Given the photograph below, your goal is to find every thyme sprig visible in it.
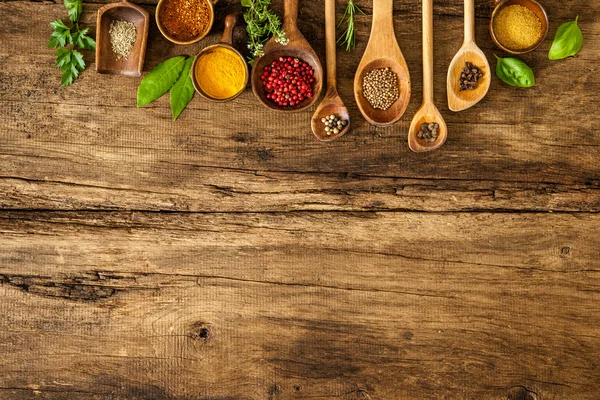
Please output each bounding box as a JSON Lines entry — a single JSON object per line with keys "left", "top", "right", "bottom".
{"left": 242, "top": 0, "right": 288, "bottom": 65}
{"left": 337, "top": 0, "right": 365, "bottom": 52}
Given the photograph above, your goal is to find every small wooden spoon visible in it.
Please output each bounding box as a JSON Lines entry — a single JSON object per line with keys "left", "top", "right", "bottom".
{"left": 408, "top": 0, "right": 447, "bottom": 152}
{"left": 447, "top": 0, "right": 491, "bottom": 111}
{"left": 251, "top": 0, "right": 323, "bottom": 112}
{"left": 311, "top": 0, "right": 350, "bottom": 141}
{"left": 353, "top": 0, "right": 411, "bottom": 127}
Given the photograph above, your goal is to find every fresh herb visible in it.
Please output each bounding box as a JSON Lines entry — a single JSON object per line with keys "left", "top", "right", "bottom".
{"left": 337, "top": 0, "right": 365, "bottom": 52}
{"left": 137, "top": 56, "right": 195, "bottom": 121}
{"left": 549, "top": 16, "right": 583, "bottom": 60}
{"left": 170, "top": 57, "right": 195, "bottom": 120}
{"left": 48, "top": 0, "right": 96, "bottom": 86}
{"left": 241, "top": 0, "right": 288, "bottom": 65}
{"left": 494, "top": 55, "right": 535, "bottom": 88}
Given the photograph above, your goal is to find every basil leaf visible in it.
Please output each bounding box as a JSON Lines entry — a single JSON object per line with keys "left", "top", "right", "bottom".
{"left": 170, "top": 57, "right": 195, "bottom": 121}
{"left": 137, "top": 56, "right": 186, "bottom": 107}
{"left": 495, "top": 55, "right": 535, "bottom": 88}
{"left": 549, "top": 16, "right": 583, "bottom": 60}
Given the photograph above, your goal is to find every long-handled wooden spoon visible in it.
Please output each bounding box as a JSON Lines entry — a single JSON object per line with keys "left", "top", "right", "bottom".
{"left": 447, "top": 0, "right": 491, "bottom": 111}
{"left": 251, "top": 0, "right": 323, "bottom": 112}
{"left": 311, "top": 0, "right": 350, "bottom": 141}
{"left": 354, "top": 0, "right": 410, "bottom": 127}
{"left": 408, "top": 0, "right": 447, "bottom": 152}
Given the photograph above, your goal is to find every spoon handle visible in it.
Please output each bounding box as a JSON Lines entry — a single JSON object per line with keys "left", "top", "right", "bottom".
{"left": 325, "top": 0, "right": 336, "bottom": 89}
{"left": 284, "top": 0, "right": 299, "bottom": 31}
{"left": 464, "top": 0, "right": 475, "bottom": 44}
{"left": 371, "top": 0, "right": 394, "bottom": 43}
{"left": 422, "top": 0, "right": 434, "bottom": 103}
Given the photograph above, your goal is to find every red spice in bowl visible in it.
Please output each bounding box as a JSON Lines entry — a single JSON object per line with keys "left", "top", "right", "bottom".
{"left": 159, "top": 0, "right": 210, "bottom": 42}
{"left": 261, "top": 57, "right": 315, "bottom": 107}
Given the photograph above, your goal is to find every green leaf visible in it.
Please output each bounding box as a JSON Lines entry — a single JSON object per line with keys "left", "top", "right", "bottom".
{"left": 137, "top": 56, "right": 186, "bottom": 107}
{"left": 241, "top": 0, "right": 252, "bottom": 7}
{"left": 50, "top": 19, "right": 70, "bottom": 31}
{"left": 78, "top": 30, "right": 96, "bottom": 50}
{"left": 495, "top": 55, "right": 535, "bottom": 88}
{"left": 549, "top": 16, "right": 583, "bottom": 60}
{"left": 64, "top": 0, "right": 83, "bottom": 22}
{"left": 71, "top": 49, "right": 85, "bottom": 71}
{"left": 170, "top": 57, "right": 195, "bottom": 121}
{"left": 55, "top": 47, "right": 71, "bottom": 67}
{"left": 48, "top": 20, "right": 72, "bottom": 48}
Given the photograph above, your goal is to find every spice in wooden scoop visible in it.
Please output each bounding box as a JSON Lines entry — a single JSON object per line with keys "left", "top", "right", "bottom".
{"left": 109, "top": 20, "right": 137, "bottom": 60}
{"left": 493, "top": 5, "right": 542, "bottom": 50}
{"left": 195, "top": 47, "right": 247, "bottom": 100}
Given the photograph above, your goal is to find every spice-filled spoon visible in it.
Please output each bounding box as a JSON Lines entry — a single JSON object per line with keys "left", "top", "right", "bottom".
{"left": 353, "top": 0, "right": 411, "bottom": 127}
{"left": 408, "top": 0, "right": 447, "bottom": 152}
{"left": 251, "top": 0, "right": 323, "bottom": 112}
{"left": 311, "top": 0, "right": 350, "bottom": 141}
{"left": 447, "top": 0, "right": 491, "bottom": 111}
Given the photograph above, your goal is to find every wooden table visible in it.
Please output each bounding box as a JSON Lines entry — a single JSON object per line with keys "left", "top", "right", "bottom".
{"left": 1, "top": 0, "right": 599, "bottom": 398}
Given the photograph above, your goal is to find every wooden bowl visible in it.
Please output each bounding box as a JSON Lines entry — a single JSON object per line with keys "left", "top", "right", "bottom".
{"left": 490, "top": 0, "right": 549, "bottom": 55}
{"left": 96, "top": 0, "right": 149, "bottom": 77}
{"left": 191, "top": 15, "right": 249, "bottom": 102}
{"left": 155, "top": 0, "right": 217, "bottom": 45}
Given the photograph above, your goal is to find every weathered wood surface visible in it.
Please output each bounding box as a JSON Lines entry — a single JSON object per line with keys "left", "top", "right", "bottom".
{"left": 1, "top": 0, "right": 600, "bottom": 398}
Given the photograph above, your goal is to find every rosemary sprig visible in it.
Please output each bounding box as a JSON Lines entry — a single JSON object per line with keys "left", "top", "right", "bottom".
{"left": 337, "top": 0, "right": 365, "bottom": 52}
{"left": 242, "top": 0, "right": 289, "bottom": 65}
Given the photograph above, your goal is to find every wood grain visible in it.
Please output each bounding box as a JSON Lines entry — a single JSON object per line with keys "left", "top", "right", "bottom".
{"left": 1, "top": 0, "right": 600, "bottom": 398}
{"left": 1, "top": 211, "right": 599, "bottom": 400}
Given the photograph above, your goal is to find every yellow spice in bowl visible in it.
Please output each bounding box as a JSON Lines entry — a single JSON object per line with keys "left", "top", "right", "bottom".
{"left": 195, "top": 47, "right": 246, "bottom": 100}
{"left": 493, "top": 4, "right": 542, "bottom": 50}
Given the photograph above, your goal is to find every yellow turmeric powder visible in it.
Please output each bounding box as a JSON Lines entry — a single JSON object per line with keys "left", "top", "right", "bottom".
{"left": 195, "top": 47, "right": 246, "bottom": 100}
{"left": 493, "top": 5, "right": 542, "bottom": 50}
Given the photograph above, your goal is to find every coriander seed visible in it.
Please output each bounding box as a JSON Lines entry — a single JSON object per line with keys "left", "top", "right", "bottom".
{"left": 362, "top": 67, "right": 400, "bottom": 110}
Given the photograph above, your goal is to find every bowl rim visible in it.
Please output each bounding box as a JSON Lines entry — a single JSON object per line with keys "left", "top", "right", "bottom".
{"left": 489, "top": 0, "right": 549, "bottom": 55}
{"left": 155, "top": 0, "right": 214, "bottom": 45}
{"left": 191, "top": 43, "right": 250, "bottom": 103}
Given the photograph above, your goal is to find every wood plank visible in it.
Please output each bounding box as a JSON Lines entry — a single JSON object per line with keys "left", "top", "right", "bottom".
{"left": 0, "top": 211, "right": 599, "bottom": 399}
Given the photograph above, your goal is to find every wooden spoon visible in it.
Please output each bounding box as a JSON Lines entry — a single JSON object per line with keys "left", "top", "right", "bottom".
{"left": 447, "top": 0, "right": 491, "bottom": 111}
{"left": 408, "top": 0, "right": 447, "bottom": 152}
{"left": 353, "top": 0, "right": 411, "bottom": 127}
{"left": 251, "top": 0, "right": 323, "bottom": 112}
{"left": 310, "top": 0, "right": 350, "bottom": 141}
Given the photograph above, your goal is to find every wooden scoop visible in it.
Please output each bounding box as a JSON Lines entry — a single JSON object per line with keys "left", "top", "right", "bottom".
{"left": 96, "top": 0, "right": 149, "bottom": 77}
{"left": 408, "top": 0, "right": 447, "bottom": 152}
{"left": 251, "top": 0, "right": 323, "bottom": 112}
{"left": 353, "top": 0, "right": 410, "bottom": 127}
{"left": 447, "top": 0, "right": 491, "bottom": 111}
{"left": 310, "top": 0, "right": 350, "bottom": 141}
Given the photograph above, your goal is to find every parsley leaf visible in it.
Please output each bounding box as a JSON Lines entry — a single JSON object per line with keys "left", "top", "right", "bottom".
{"left": 48, "top": 0, "right": 95, "bottom": 86}
{"left": 64, "top": 0, "right": 83, "bottom": 23}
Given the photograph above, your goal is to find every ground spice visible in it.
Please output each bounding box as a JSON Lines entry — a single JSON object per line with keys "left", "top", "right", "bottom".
{"left": 362, "top": 67, "right": 399, "bottom": 110}
{"left": 195, "top": 47, "right": 246, "bottom": 100}
{"left": 493, "top": 5, "right": 542, "bottom": 50}
{"left": 109, "top": 20, "right": 137, "bottom": 60}
{"left": 160, "top": 0, "right": 210, "bottom": 41}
